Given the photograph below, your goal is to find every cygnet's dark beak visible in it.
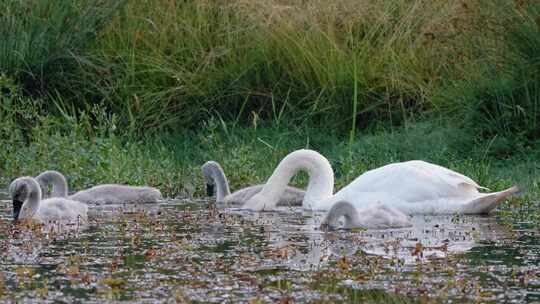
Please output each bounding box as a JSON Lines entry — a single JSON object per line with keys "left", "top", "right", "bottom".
{"left": 320, "top": 222, "right": 330, "bottom": 231}
{"left": 13, "top": 199, "right": 23, "bottom": 221}
{"left": 206, "top": 184, "right": 215, "bottom": 197}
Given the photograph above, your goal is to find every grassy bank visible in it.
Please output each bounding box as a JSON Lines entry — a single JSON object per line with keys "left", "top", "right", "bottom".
{"left": 2, "top": 1, "right": 539, "bottom": 142}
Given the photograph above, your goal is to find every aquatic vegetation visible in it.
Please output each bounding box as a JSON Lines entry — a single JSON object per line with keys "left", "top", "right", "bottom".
{"left": 1, "top": 198, "right": 539, "bottom": 302}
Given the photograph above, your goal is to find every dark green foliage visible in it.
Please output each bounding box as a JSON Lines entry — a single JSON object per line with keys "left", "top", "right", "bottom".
{"left": 0, "top": 0, "right": 125, "bottom": 93}
{"left": 436, "top": 2, "right": 540, "bottom": 153}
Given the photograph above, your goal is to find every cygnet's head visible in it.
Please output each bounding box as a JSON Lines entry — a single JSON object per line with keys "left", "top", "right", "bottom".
{"left": 201, "top": 161, "right": 223, "bottom": 196}
{"left": 320, "top": 201, "right": 357, "bottom": 230}
{"left": 9, "top": 177, "right": 40, "bottom": 221}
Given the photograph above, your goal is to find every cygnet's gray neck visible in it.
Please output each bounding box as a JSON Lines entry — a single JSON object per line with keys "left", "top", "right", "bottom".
{"left": 36, "top": 170, "right": 68, "bottom": 197}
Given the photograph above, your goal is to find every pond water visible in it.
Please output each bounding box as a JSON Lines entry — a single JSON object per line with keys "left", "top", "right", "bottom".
{"left": 0, "top": 189, "right": 539, "bottom": 303}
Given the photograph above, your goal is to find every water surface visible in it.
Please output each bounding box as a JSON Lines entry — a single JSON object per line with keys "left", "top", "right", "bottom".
{"left": 0, "top": 193, "right": 538, "bottom": 303}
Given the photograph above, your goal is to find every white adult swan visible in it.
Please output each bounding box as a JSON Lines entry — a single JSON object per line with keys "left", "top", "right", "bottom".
{"left": 9, "top": 176, "right": 87, "bottom": 223}
{"left": 321, "top": 199, "right": 413, "bottom": 230}
{"left": 35, "top": 170, "right": 162, "bottom": 205}
{"left": 201, "top": 161, "right": 304, "bottom": 206}
{"left": 242, "top": 149, "right": 518, "bottom": 214}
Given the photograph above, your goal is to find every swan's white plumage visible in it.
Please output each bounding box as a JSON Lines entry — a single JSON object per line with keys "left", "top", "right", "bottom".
{"left": 336, "top": 160, "right": 518, "bottom": 214}
{"left": 342, "top": 161, "right": 483, "bottom": 202}
{"left": 243, "top": 149, "right": 333, "bottom": 211}
{"left": 35, "top": 170, "right": 162, "bottom": 204}
{"left": 9, "top": 176, "right": 87, "bottom": 223}
{"left": 242, "top": 149, "right": 518, "bottom": 215}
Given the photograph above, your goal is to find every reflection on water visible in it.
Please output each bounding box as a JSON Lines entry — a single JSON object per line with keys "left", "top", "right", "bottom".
{"left": 0, "top": 198, "right": 538, "bottom": 303}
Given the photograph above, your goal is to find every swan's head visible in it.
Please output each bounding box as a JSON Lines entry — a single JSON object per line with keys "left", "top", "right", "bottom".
{"left": 201, "top": 161, "right": 223, "bottom": 196}
{"left": 9, "top": 177, "right": 41, "bottom": 220}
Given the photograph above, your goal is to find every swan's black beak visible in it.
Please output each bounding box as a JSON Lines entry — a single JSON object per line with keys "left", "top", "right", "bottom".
{"left": 13, "top": 199, "right": 23, "bottom": 221}
{"left": 206, "top": 184, "right": 214, "bottom": 197}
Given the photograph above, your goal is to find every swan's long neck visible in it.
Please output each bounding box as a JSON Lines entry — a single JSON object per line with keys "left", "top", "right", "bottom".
{"left": 35, "top": 170, "right": 68, "bottom": 197}
{"left": 322, "top": 201, "right": 359, "bottom": 229}
{"left": 259, "top": 149, "right": 334, "bottom": 210}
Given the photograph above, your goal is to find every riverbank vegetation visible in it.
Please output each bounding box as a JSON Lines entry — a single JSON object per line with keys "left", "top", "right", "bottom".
{"left": 2, "top": 0, "right": 539, "bottom": 135}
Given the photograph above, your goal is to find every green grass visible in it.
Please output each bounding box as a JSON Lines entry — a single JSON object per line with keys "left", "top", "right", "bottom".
{"left": 2, "top": 0, "right": 540, "bottom": 145}
{"left": 11, "top": 0, "right": 498, "bottom": 134}
{"left": 0, "top": 0, "right": 124, "bottom": 93}
{"left": 1, "top": 90, "right": 537, "bottom": 218}
{"left": 434, "top": 1, "right": 540, "bottom": 146}
{"left": 100, "top": 0, "right": 481, "bottom": 133}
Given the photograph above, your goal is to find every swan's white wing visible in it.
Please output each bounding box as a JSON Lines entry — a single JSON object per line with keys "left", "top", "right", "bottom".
{"left": 342, "top": 161, "right": 483, "bottom": 203}
{"left": 406, "top": 160, "right": 487, "bottom": 191}
{"left": 345, "top": 187, "right": 518, "bottom": 215}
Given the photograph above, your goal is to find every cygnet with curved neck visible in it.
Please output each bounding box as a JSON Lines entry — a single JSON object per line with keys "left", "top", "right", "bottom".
{"left": 201, "top": 161, "right": 305, "bottom": 206}
{"left": 35, "top": 170, "right": 162, "bottom": 205}
{"left": 321, "top": 200, "right": 413, "bottom": 230}
{"left": 9, "top": 176, "right": 87, "bottom": 223}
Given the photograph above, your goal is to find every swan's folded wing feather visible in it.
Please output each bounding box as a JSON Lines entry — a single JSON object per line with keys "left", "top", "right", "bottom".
{"left": 344, "top": 161, "right": 483, "bottom": 202}
{"left": 405, "top": 160, "right": 488, "bottom": 191}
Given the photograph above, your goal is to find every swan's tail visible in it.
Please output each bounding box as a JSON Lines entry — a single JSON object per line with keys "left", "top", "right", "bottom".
{"left": 463, "top": 186, "right": 519, "bottom": 214}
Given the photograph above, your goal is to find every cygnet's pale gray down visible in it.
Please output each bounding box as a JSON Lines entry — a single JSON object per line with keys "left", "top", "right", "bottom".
{"left": 35, "top": 170, "right": 162, "bottom": 205}
{"left": 321, "top": 201, "right": 413, "bottom": 230}
{"left": 201, "top": 161, "right": 305, "bottom": 206}
{"left": 9, "top": 176, "right": 87, "bottom": 223}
